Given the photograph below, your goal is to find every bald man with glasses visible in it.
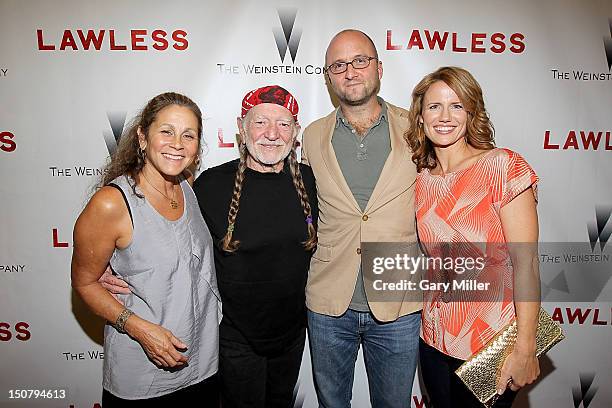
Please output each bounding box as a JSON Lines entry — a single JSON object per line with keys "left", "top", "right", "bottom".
{"left": 301, "top": 29, "right": 421, "bottom": 408}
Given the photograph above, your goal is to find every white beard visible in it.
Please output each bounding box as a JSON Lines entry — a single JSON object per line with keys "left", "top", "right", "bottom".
{"left": 245, "top": 136, "right": 293, "bottom": 166}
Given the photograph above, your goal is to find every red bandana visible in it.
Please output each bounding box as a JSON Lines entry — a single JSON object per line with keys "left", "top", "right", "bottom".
{"left": 241, "top": 85, "right": 299, "bottom": 123}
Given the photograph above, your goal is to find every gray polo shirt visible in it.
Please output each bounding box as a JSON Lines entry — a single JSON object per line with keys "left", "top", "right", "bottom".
{"left": 331, "top": 97, "right": 391, "bottom": 312}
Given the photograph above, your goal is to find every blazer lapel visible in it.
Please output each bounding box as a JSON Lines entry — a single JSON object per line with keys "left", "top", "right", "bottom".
{"left": 320, "top": 109, "right": 361, "bottom": 212}
{"left": 365, "top": 104, "right": 411, "bottom": 213}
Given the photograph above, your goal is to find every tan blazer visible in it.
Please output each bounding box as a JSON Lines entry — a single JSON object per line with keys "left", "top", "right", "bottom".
{"left": 301, "top": 101, "right": 422, "bottom": 322}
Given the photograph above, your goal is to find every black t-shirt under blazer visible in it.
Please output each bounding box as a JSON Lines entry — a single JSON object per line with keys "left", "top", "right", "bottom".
{"left": 193, "top": 159, "right": 318, "bottom": 356}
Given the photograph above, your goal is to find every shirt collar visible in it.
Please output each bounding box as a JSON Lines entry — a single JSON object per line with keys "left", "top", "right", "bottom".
{"left": 335, "top": 96, "right": 388, "bottom": 129}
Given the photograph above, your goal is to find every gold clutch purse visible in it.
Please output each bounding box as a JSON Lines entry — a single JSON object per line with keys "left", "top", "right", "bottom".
{"left": 455, "top": 308, "right": 565, "bottom": 407}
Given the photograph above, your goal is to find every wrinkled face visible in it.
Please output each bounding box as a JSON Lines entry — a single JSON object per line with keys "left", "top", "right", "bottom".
{"left": 419, "top": 81, "right": 468, "bottom": 148}
{"left": 325, "top": 31, "right": 382, "bottom": 106}
{"left": 238, "top": 103, "right": 299, "bottom": 172}
{"left": 138, "top": 105, "right": 199, "bottom": 177}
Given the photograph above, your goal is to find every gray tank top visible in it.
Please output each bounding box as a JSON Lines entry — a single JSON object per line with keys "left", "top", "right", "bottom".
{"left": 103, "top": 175, "right": 220, "bottom": 399}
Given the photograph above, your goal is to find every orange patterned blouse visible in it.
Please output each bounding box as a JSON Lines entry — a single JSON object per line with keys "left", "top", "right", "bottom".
{"left": 416, "top": 148, "right": 538, "bottom": 360}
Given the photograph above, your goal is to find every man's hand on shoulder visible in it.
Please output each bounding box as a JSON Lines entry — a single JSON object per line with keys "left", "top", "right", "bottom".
{"left": 99, "top": 267, "right": 131, "bottom": 301}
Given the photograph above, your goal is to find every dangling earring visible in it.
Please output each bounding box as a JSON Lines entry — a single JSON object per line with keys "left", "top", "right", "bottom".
{"left": 138, "top": 147, "right": 147, "bottom": 164}
{"left": 418, "top": 121, "right": 426, "bottom": 141}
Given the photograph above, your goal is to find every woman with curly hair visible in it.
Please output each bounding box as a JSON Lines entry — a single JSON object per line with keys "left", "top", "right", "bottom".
{"left": 405, "top": 67, "right": 541, "bottom": 407}
{"left": 71, "top": 92, "right": 220, "bottom": 406}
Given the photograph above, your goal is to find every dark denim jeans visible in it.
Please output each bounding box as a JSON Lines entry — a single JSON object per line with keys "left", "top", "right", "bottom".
{"left": 419, "top": 339, "right": 517, "bottom": 408}
{"left": 307, "top": 309, "right": 420, "bottom": 408}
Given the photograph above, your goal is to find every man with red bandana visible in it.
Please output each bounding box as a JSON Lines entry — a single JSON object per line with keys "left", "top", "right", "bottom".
{"left": 194, "top": 85, "right": 317, "bottom": 407}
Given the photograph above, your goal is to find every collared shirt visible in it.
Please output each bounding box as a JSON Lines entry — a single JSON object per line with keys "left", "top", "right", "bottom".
{"left": 331, "top": 97, "right": 391, "bottom": 312}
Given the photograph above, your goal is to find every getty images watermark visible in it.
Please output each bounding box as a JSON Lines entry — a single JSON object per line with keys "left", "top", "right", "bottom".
{"left": 371, "top": 252, "right": 487, "bottom": 292}
{"left": 359, "top": 241, "right": 612, "bottom": 303}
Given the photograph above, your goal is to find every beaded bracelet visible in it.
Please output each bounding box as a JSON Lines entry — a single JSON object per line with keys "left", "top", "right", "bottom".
{"left": 114, "top": 308, "right": 134, "bottom": 334}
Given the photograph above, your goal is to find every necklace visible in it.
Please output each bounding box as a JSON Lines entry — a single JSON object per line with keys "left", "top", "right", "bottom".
{"left": 141, "top": 172, "right": 178, "bottom": 209}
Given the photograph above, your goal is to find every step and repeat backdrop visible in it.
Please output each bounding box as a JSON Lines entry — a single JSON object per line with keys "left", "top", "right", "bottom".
{"left": 1, "top": 0, "right": 611, "bottom": 407}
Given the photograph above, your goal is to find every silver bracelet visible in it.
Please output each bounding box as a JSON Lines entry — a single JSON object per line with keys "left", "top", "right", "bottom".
{"left": 114, "top": 308, "right": 134, "bottom": 334}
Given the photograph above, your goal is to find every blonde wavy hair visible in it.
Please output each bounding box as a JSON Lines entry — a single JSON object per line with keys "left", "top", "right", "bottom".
{"left": 404, "top": 66, "right": 495, "bottom": 172}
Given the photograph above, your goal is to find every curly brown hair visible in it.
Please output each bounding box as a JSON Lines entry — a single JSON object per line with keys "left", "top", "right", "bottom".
{"left": 404, "top": 66, "right": 495, "bottom": 172}
{"left": 100, "top": 92, "right": 203, "bottom": 195}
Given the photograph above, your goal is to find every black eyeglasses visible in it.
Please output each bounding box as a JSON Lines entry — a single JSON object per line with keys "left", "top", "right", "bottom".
{"left": 324, "top": 56, "right": 378, "bottom": 74}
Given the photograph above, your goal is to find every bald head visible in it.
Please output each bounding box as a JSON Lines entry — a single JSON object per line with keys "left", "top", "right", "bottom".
{"left": 324, "top": 29, "right": 382, "bottom": 108}
{"left": 325, "top": 29, "right": 378, "bottom": 66}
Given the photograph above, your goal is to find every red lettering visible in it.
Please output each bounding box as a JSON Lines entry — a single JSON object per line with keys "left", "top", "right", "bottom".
{"left": 543, "top": 131, "right": 559, "bottom": 150}
{"left": 563, "top": 130, "right": 579, "bottom": 150}
{"left": 152, "top": 30, "right": 168, "bottom": 51}
{"left": 77, "top": 30, "right": 104, "bottom": 50}
{"left": 451, "top": 32, "right": 467, "bottom": 52}
{"left": 413, "top": 395, "right": 431, "bottom": 408}
{"left": 551, "top": 307, "right": 563, "bottom": 324}
{"left": 510, "top": 33, "right": 526, "bottom": 53}
{"left": 37, "top": 28, "right": 189, "bottom": 52}
{"left": 1, "top": 131, "right": 17, "bottom": 152}
{"left": 15, "top": 322, "right": 31, "bottom": 341}
{"left": 592, "top": 309, "right": 608, "bottom": 325}
{"left": 566, "top": 307, "right": 591, "bottom": 324}
{"left": 0, "top": 322, "right": 29, "bottom": 341}
{"left": 109, "top": 30, "right": 127, "bottom": 51}
{"left": 0, "top": 322, "right": 11, "bottom": 341}
{"left": 131, "top": 29, "right": 147, "bottom": 51}
{"left": 407, "top": 30, "right": 424, "bottom": 50}
{"left": 386, "top": 30, "right": 402, "bottom": 50}
{"left": 490, "top": 33, "right": 506, "bottom": 53}
{"left": 425, "top": 30, "right": 448, "bottom": 50}
{"left": 382, "top": 30, "right": 525, "bottom": 54}
{"left": 60, "top": 30, "right": 78, "bottom": 51}
{"left": 218, "top": 129, "right": 235, "bottom": 148}
{"left": 172, "top": 29, "right": 188, "bottom": 50}
{"left": 37, "top": 29, "right": 55, "bottom": 50}
{"left": 579, "top": 131, "right": 602, "bottom": 150}
{"left": 53, "top": 228, "right": 69, "bottom": 248}
{"left": 471, "top": 33, "right": 486, "bottom": 53}
{"left": 545, "top": 130, "right": 612, "bottom": 151}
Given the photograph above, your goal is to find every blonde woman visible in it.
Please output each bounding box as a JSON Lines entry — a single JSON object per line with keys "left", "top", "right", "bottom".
{"left": 405, "top": 67, "right": 540, "bottom": 407}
